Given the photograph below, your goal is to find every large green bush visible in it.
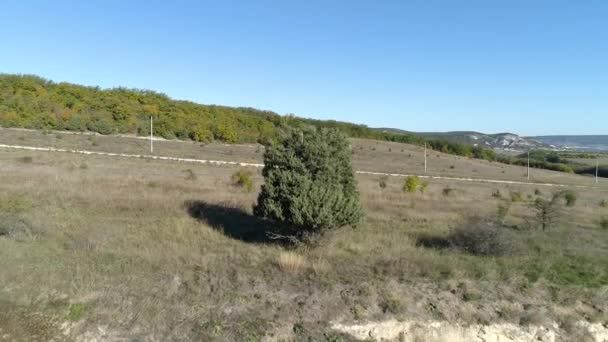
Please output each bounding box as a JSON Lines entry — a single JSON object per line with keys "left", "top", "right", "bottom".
{"left": 254, "top": 127, "right": 362, "bottom": 239}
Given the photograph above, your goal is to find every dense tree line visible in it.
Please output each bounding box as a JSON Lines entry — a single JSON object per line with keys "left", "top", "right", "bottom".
{"left": 0, "top": 73, "right": 512, "bottom": 165}
{"left": 0, "top": 74, "right": 280, "bottom": 143}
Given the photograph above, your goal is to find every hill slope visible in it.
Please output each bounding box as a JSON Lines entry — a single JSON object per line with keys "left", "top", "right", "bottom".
{"left": 0, "top": 73, "right": 498, "bottom": 162}
{"left": 377, "top": 129, "right": 549, "bottom": 151}
{"left": 417, "top": 131, "right": 547, "bottom": 150}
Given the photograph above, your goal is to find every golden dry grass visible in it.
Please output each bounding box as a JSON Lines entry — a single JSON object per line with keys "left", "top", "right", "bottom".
{"left": 276, "top": 251, "right": 307, "bottom": 273}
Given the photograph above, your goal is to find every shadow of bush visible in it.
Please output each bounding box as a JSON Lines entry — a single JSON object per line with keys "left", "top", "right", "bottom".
{"left": 185, "top": 200, "right": 280, "bottom": 244}
{"left": 416, "top": 234, "right": 452, "bottom": 250}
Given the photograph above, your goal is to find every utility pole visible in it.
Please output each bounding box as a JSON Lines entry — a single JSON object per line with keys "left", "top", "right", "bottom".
{"left": 150, "top": 116, "right": 153, "bottom": 154}
{"left": 527, "top": 151, "right": 530, "bottom": 180}
{"left": 424, "top": 143, "right": 427, "bottom": 173}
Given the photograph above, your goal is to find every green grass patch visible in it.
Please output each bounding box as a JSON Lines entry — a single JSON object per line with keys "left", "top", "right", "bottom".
{"left": 546, "top": 255, "right": 608, "bottom": 288}
{"left": 67, "top": 303, "right": 88, "bottom": 321}
{"left": 0, "top": 197, "right": 33, "bottom": 214}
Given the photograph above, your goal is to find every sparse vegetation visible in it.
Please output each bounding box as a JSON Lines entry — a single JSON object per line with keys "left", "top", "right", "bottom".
{"left": 378, "top": 176, "right": 387, "bottom": 189}
{"left": 16, "top": 156, "right": 33, "bottom": 163}
{"left": 419, "top": 181, "right": 429, "bottom": 194}
{"left": 600, "top": 199, "right": 607, "bottom": 208}
{"left": 183, "top": 168, "right": 197, "bottom": 181}
{"left": 531, "top": 192, "right": 562, "bottom": 231}
{"left": 497, "top": 201, "right": 511, "bottom": 223}
{"left": 442, "top": 187, "right": 453, "bottom": 196}
{"left": 67, "top": 303, "right": 87, "bottom": 321}
{"left": 599, "top": 217, "right": 608, "bottom": 230}
{"left": 276, "top": 252, "right": 306, "bottom": 273}
{"left": 510, "top": 191, "right": 524, "bottom": 202}
{"left": 231, "top": 169, "right": 253, "bottom": 192}
{"left": 0, "top": 131, "right": 607, "bottom": 341}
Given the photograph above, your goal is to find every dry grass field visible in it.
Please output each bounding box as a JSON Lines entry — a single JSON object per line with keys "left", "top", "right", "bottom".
{"left": 1, "top": 129, "right": 608, "bottom": 341}
{"left": 1, "top": 127, "right": 604, "bottom": 187}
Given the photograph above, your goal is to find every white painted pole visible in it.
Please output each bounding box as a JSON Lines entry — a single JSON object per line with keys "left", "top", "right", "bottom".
{"left": 150, "top": 116, "right": 153, "bottom": 154}
{"left": 424, "top": 143, "right": 427, "bottom": 173}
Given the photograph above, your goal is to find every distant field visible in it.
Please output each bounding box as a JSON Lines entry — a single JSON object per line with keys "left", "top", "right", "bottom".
{"left": 0, "top": 127, "right": 604, "bottom": 188}
{"left": 1, "top": 128, "right": 607, "bottom": 340}
{"left": 565, "top": 155, "right": 608, "bottom": 167}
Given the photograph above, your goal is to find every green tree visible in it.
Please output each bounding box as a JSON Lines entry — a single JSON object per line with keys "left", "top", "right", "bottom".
{"left": 254, "top": 127, "right": 362, "bottom": 241}
{"left": 190, "top": 122, "right": 213, "bottom": 142}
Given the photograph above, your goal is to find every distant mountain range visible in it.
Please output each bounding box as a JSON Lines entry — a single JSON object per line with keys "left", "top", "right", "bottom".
{"left": 530, "top": 135, "right": 608, "bottom": 152}
{"left": 377, "top": 128, "right": 608, "bottom": 152}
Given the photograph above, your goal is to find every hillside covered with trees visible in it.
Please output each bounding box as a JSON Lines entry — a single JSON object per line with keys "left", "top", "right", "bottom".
{"left": 0, "top": 74, "right": 497, "bottom": 161}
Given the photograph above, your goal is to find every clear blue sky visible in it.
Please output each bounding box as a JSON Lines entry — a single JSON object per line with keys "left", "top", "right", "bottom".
{"left": 1, "top": 0, "right": 606, "bottom": 136}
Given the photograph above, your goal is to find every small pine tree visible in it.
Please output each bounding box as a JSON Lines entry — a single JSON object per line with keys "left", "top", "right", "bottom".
{"left": 254, "top": 127, "right": 362, "bottom": 240}
{"left": 531, "top": 192, "right": 562, "bottom": 231}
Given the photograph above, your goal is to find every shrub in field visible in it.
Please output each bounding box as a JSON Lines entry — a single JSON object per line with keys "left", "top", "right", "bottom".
{"left": 254, "top": 127, "right": 362, "bottom": 240}
{"left": 378, "top": 176, "right": 387, "bottom": 189}
{"left": 534, "top": 188, "right": 542, "bottom": 196}
{"left": 442, "top": 187, "right": 453, "bottom": 196}
{"left": 491, "top": 189, "right": 502, "bottom": 198}
{"left": 497, "top": 201, "right": 511, "bottom": 223}
{"left": 510, "top": 191, "right": 524, "bottom": 202}
{"left": 16, "top": 156, "right": 33, "bottom": 164}
{"left": 563, "top": 190, "right": 577, "bottom": 207}
{"left": 403, "top": 176, "right": 419, "bottom": 193}
{"left": 600, "top": 217, "right": 608, "bottom": 230}
{"left": 448, "top": 217, "right": 519, "bottom": 256}
{"left": 232, "top": 169, "right": 253, "bottom": 192}
{"left": 600, "top": 199, "right": 608, "bottom": 208}
{"left": 183, "top": 169, "right": 197, "bottom": 181}
{"left": 531, "top": 192, "right": 562, "bottom": 231}
{"left": 419, "top": 181, "right": 429, "bottom": 194}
